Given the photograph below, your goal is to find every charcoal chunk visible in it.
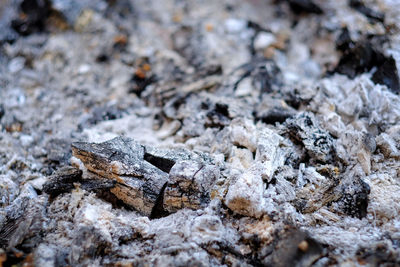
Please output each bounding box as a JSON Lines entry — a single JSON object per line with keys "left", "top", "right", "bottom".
{"left": 0, "top": 198, "right": 47, "bottom": 252}
{"left": 129, "top": 72, "right": 156, "bottom": 97}
{"left": 79, "top": 179, "right": 116, "bottom": 193}
{"left": 252, "top": 60, "right": 283, "bottom": 94}
{"left": 45, "top": 139, "right": 72, "bottom": 165}
{"left": 334, "top": 40, "right": 379, "bottom": 78}
{"left": 333, "top": 35, "right": 400, "bottom": 93}
{"left": 257, "top": 106, "right": 295, "bottom": 125}
{"left": 336, "top": 27, "right": 352, "bottom": 51}
{"left": 143, "top": 153, "right": 176, "bottom": 173}
{"left": 42, "top": 166, "right": 82, "bottom": 197}
{"left": 69, "top": 226, "right": 111, "bottom": 265}
{"left": 371, "top": 56, "right": 400, "bottom": 94}
{"left": 261, "top": 227, "right": 323, "bottom": 266}
{"left": 86, "top": 105, "right": 125, "bottom": 126}
{"left": 163, "top": 160, "right": 219, "bottom": 213}
{"left": 72, "top": 136, "right": 169, "bottom": 216}
{"left": 234, "top": 59, "right": 283, "bottom": 94}
{"left": 287, "top": 0, "right": 323, "bottom": 14}
{"left": 349, "top": 0, "right": 384, "bottom": 23}
{"left": 284, "top": 112, "right": 336, "bottom": 163}
{"left": 11, "top": 0, "right": 51, "bottom": 36}
{"left": 0, "top": 104, "right": 4, "bottom": 120}
{"left": 338, "top": 177, "right": 370, "bottom": 219}
{"left": 357, "top": 243, "right": 400, "bottom": 266}
{"left": 205, "top": 103, "right": 231, "bottom": 128}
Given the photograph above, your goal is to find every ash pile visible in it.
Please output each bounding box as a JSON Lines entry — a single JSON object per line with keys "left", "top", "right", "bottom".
{"left": 1, "top": 0, "right": 400, "bottom": 266}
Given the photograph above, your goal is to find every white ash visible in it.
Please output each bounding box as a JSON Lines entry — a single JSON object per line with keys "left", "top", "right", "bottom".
{"left": 1, "top": 0, "right": 400, "bottom": 266}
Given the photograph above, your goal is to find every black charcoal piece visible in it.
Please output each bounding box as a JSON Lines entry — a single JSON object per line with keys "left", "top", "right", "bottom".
{"left": 42, "top": 166, "right": 82, "bottom": 197}
{"left": 163, "top": 160, "right": 219, "bottom": 212}
{"left": 69, "top": 226, "right": 111, "bottom": 265}
{"left": 129, "top": 73, "right": 156, "bottom": 97}
{"left": 0, "top": 104, "right": 4, "bottom": 120}
{"left": 287, "top": 0, "right": 323, "bottom": 14}
{"left": 339, "top": 177, "right": 370, "bottom": 219}
{"left": 257, "top": 106, "right": 295, "bottom": 125}
{"left": 371, "top": 56, "right": 400, "bottom": 94}
{"left": 284, "top": 112, "right": 336, "bottom": 163}
{"left": 11, "top": 0, "right": 51, "bottom": 36}
{"left": 261, "top": 227, "right": 323, "bottom": 266}
{"left": 333, "top": 35, "right": 400, "bottom": 93}
{"left": 72, "top": 136, "right": 168, "bottom": 216}
{"left": 349, "top": 0, "right": 384, "bottom": 23}
{"left": 45, "top": 139, "right": 72, "bottom": 165}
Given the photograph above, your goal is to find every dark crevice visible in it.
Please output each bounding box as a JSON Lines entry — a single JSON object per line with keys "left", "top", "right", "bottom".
{"left": 149, "top": 182, "right": 170, "bottom": 219}
{"left": 144, "top": 153, "right": 176, "bottom": 173}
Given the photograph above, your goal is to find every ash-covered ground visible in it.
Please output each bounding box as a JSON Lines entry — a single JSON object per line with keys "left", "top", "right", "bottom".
{"left": 1, "top": 0, "right": 400, "bottom": 266}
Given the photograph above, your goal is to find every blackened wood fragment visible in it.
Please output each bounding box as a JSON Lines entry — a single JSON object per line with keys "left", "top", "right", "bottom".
{"left": 349, "top": 0, "right": 384, "bottom": 23}
{"left": 287, "top": 0, "right": 323, "bottom": 14}
{"left": 372, "top": 56, "right": 400, "bottom": 94}
{"left": 72, "top": 136, "right": 169, "bottom": 216}
{"left": 42, "top": 166, "right": 82, "bottom": 197}
{"left": 262, "top": 227, "right": 323, "bottom": 266}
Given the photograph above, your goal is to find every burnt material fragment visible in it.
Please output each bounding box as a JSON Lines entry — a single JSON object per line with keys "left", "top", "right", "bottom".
{"left": 80, "top": 179, "right": 116, "bottom": 193}
{"left": 205, "top": 103, "right": 231, "bottom": 128}
{"left": 129, "top": 72, "right": 156, "bottom": 97}
{"left": 69, "top": 226, "right": 111, "bottom": 265}
{"left": 163, "top": 160, "right": 219, "bottom": 213}
{"left": 235, "top": 59, "right": 283, "bottom": 94}
{"left": 0, "top": 104, "right": 4, "bottom": 120}
{"left": 72, "top": 136, "right": 168, "bottom": 216}
{"left": 144, "top": 144, "right": 210, "bottom": 166}
{"left": 0, "top": 198, "right": 29, "bottom": 249}
{"left": 45, "top": 138, "right": 72, "bottom": 165}
{"left": 129, "top": 60, "right": 156, "bottom": 97}
{"left": 334, "top": 39, "right": 380, "bottom": 78}
{"left": 261, "top": 227, "right": 323, "bottom": 266}
{"left": 357, "top": 243, "right": 400, "bottom": 266}
{"left": 252, "top": 61, "right": 283, "bottom": 94}
{"left": 284, "top": 112, "right": 336, "bottom": 163}
{"left": 256, "top": 106, "right": 295, "bottom": 125}
{"left": 371, "top": 56, "right": 400, "bottom": 94}
{"left": 86, "top": 105, "right": 125, "bottom": 126}
{"left": 337, "top": 177, "right": 370, "bottom": 219}
{"left": 42, "top": 166, "right": 82, "bottom": 197}
{"left": 0, "top": 198, "right": 47, "bottom": 253}
{"left": 287, "top": 0, "right": 323, "bottom": 14}
{"left": 143, "top": 153, "right": 175, "bottom": 173}
{"left": 43, "top": 166, "right": 116, "bottom": 200}
{"left": 349, "top": 0, "right": 384, "bottom": 23}
{"left": 72, "top": 136, "right": 218, "bottom": 216}
{"left": 333, "top": 35, "right": 400, "bottom": 94}
{"left": 11, "top": 0, "right": 51, "bottom": 36}
{"left": 336, "top": 27, "right": 352, "bottom": 51}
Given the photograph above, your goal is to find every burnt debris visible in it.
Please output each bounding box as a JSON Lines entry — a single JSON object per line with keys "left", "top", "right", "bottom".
{"left": 71, "top": 136, "right": 218, "bottom": 217}
{"left": 286, "top": 0, "right": 323, "bottom": 15}
{"left": 1, "top": 0, "right": 400, "bottom": 265}
{"left": 11, "top": 0, "right": 52, "bottom": 36}
{"left": 349, "top": 0, "right": 385, "bottom": 23}
{"left": 283, "top": 112, "right": 336, "bottom": 163}
{"left": 234, "top": 59, "right": 283, "bottom": 94}
{"left": 371, "top": 56, "right": 400, "bottom": 94}
{"left": 333, "top": 34, "right": 400, "bottom": 94}
{"left": 336, "top": 176, "right": 370, "bottom": 219}
{"left": 42, "top": 166, "right": 82, "bottom": 197}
